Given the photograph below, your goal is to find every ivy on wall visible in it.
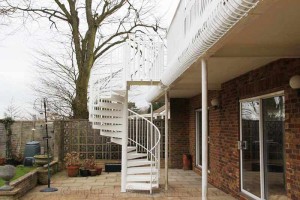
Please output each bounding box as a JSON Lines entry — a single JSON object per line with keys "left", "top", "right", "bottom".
{"left": 0, "top": 117, "right": 15, "bottom": 159}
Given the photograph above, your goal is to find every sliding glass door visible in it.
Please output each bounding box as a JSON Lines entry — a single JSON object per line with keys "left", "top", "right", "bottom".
{"left": 262, "top": 96, "right": 286, "bottom": 199}
{"left": 241, "top": 100, "right": 261, "bottom": 198}
{"left": 240, "top": 94, "right": 286, "bottom": 200}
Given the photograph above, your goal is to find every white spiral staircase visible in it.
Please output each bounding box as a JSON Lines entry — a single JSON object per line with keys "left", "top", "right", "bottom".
{"left": 89, "top": 35, "right": 163, "bottom": 194}
{"left": 89, "top": 91, "right": 161, "bottom": 193}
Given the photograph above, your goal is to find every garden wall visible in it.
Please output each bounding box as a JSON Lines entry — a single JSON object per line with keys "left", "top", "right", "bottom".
{"left": 0, "top": 119, "right": 165, "bottom": 164}
{"left": 0, "top": 170, "right": 38, "bottom": 200}
{"left": 0, "top": 121, "right": 55, "bottom": 162}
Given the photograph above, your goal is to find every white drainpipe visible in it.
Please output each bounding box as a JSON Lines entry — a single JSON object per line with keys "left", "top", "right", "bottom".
{"left": 165, "top": 91, "right": 169, "bottom": 191}
{"left": 201, "top": 59, "right": 208, "bottom": 199}
{"left": 121, "top": 85, "right": 129, "bottom": 192}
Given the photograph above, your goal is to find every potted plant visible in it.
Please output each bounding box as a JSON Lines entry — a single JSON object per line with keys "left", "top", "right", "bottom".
{"left": 79, "top": 161, "right": 89, "bottom": 177}
{"left": 95, "top": 166, "right": 102, "bottom": 175}
{"left": 64, "top": 151, "right": 80, "bottom": 177}
{"left": 80, "top": 157, "right": 96, "bottom": 177}
{"left": 87, "top": 157, "right": 97, "bottom": 176}
{"left": 0, "top": 152, "right": 5, "bottom": 166}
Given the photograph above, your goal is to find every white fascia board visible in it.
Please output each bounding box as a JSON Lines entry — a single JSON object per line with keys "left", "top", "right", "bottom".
{"left": 145, "top": 86, "right": 165, "bottom": 103}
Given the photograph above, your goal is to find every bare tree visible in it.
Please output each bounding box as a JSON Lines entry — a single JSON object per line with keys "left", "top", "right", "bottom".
{"left": 33, "top": 43, "right": 124, "bottom": 118}
{"left": 0, "top": 0, "right": 15, "bottom": 25}
{"left": 5, "top": 0, "right": 163, "bottom": 119}
{"left": 4, "top": 98, "right": 22, "bottom": 119}
{"left": 32, "top": 48, "right": 77, "bottom": 118}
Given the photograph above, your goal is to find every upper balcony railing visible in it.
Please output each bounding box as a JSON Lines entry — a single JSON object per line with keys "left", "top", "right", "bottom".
{"left": 168, "top": 0, "right": 213, "bottom": 59}
{"left": 91, "top": 34, "right": 166, "bottom": 99}
{"left": 164, "top": 0, "right": 259, "bottom": 86}
{"left": 124, "top": 35, "right": 165, "bottom": 82}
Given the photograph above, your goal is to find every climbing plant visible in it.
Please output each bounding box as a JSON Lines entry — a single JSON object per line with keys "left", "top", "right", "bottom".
{"left": 0, "top": 117, "right": 15, "bottom": 160}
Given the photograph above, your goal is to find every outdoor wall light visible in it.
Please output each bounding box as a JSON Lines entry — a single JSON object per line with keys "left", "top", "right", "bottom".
{"left": 289, "top": 75, "right": 300, "bottom": 96}
{"left": 211, "top": 98, "right": 221, "bottom": 109}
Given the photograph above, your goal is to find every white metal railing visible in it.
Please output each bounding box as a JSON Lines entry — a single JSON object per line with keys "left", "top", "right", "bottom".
{"left": 127, "top": 109, "right": 161, "bottom": 192}
{"left": 124, "top": 35, "right": 165, "bottom": 82}
{"left": 164, "top": 0, "right": 259, "bottom": 86}
{"left": 90, "top": 34, "right": 165, "bottom": 103}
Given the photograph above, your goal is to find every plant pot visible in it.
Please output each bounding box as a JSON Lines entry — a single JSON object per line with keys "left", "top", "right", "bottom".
{"left": 95, "top": 167, "right": 102, "bottom": 175}
{"left": 89, "top": 169, "right": 97, "bottom": 176}
{"left": 183, "top": 154, "right": 192, "bottom": 170}
{"left": 79, "top": 168, "right": 90, "bottom": 177}
{"left": 5, "top": 159, "right": 14, "bottom": 165}
{"left": 34, "top": 155, "right": 53, "bottom": 166}
{"left": 66, "top": 165, "right": 79, "bottom": 177}
{"left": 0, "top": 158, "right": 5, "bottom": 166}
{"left": 0, "top": 165, "right": 16, "bottom": 191}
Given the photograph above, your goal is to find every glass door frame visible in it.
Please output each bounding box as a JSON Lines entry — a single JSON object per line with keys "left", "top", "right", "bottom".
{"left": 239, "top": 91, "right": 284, "bottom": 200}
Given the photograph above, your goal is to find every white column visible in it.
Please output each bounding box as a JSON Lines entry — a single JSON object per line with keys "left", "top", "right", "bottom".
{"left": 165, "top": 91, "right": 169, "bottom": 191}
{"left": 121, "top": 85, "right": 129, "bottom": 192}
{"left": 201, "top": 59, "right": 208, "bottom": 199}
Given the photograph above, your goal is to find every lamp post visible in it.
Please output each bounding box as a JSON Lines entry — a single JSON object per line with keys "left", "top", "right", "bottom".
{"left": 34, "top": 98, "right": 58, "bottom": 193}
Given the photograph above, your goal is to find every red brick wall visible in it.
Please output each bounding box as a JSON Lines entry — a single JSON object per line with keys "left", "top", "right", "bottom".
{"left": 188, "top": 91, "right": 222, "bottom": 187}
{"left": 169, "top": 58, "right": 300, "bottom": 199}
{"left": 169, "top": 98, "right": 190, "bottom": 169}
{"left": 220, "top": 58, "right": 300, "bottom": 199}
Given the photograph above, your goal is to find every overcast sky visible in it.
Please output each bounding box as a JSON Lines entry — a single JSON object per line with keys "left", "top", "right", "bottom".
{"left": 0, "top": 0, "right": 179, "bottom": 118}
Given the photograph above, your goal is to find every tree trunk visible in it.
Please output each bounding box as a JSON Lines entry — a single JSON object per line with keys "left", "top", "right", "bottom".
{"left": 73, "top": 69, "right": 90, "bottom": 119}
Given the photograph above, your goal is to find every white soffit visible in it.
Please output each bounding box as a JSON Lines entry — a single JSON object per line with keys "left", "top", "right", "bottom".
{"left": 168, "top": 57, "right": 277, "bottom": 98}
{"left": 166, "top": 0, "right": 300, "bottom": 99}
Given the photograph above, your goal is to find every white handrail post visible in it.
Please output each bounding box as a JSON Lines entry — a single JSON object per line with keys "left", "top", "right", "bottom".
{"left": 201, "top": 58, "right": 208, "bottom": 199}
{"left": 147, "top": 121, "right": 149, "bottom": 159}
{"left": 121, "top": 83, "right": 129, "bottom": 193}
{"left": 150, "top": 103, "right": 154, "bottom": 162}
{"left": 124, "top": 41, "right": 129, "bottom": 88}
{"left": 164, "top": 91, "right": 169, "bottom": 191}
{"left": 136, "top": 116, "right": 138, "bottom": 150}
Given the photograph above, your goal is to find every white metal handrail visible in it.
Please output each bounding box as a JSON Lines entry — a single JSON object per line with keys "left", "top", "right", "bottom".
{"left": 128, "top": 109, "right": 161, "bottom": 192}
{"left": 124, "top": 35, "right": 165, "bottom": 82}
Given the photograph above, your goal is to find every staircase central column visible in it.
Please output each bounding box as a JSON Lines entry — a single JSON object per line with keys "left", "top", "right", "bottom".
{"left": 121, "top": 84, "right": 129, "bottom": 192}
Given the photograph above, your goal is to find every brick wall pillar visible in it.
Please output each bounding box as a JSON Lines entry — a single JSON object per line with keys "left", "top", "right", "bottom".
{"left": 169, "top": 98, "right": 190, "bottom": 169}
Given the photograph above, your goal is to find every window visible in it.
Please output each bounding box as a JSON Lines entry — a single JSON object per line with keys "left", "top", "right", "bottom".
{"left": 195, "top": 109, "right": 210, "bottom": 168}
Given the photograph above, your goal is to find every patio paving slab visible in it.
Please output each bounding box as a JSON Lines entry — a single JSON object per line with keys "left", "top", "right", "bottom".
{"left": 21, "top": 169, "right": 236, "bottom": 200}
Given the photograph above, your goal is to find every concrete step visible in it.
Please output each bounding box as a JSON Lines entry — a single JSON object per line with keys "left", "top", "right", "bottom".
{"left": 127, "top": 146, "right": 137, "bottom": 153}
{"left": 111, "top": 138, "right": 122, "bottom": 145}
{"left": 96, "top": 102, "right": 123, "bottom": 110}
{"left": 127, "top": 152, "right": 147, "bottom": 160}
{"left": 93, "top": 124, "right": 124, "bottom": 132}
{"left": 107, "top": 94, "right": 125, "bottom": 103}
{"left": 127, "top": 159, "right": 154, "bottom": 167}
{"left": 100, "top": 131, "right": 123, "bottom": 138}
{"left": 92, "top": 109, "right": 123, "bottom": 117}
{"left": 91, "top": 117, "right": 123, "bottom": 124}
{"left": 127, "top": 167, "right": 158, "bottom": 175}
{"left": 112, "top": 90, "right": 126, "bottom": 96}
{"left": 126, "top": 183, "right": 158, "bottom": 191}
{"left": 127, "top": 175, "right": 157, "bottom": 182}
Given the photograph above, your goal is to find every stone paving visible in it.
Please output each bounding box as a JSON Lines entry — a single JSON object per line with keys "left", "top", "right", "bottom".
{"left": 21, "top": 169, "right": 236, "bottom": 200}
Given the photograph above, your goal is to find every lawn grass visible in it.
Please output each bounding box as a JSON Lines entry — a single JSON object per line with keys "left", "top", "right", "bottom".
{"left": 0, "top": 165, "right": 36, "bottom": 187}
